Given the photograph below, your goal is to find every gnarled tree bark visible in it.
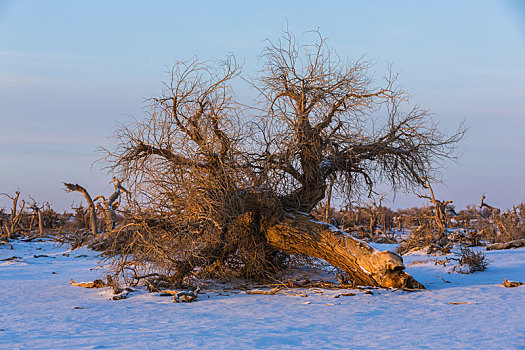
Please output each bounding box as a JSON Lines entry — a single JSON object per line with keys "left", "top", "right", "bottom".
{"left": 266, "top": 211, "right": 424, "bottom": 289}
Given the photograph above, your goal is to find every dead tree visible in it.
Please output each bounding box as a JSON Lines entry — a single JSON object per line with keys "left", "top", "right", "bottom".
{"left": 29, "top": 197, "right": 44, "bottom": 235}
{"left": 479, "top": 195, "right": 505, "bottom": 234}
{"left": 0, "top": 209, "right": 6, "bottom": 238}
{"left": 94, "top": 178, "right": 127, "bottom": 231}
{"left": 320, "top": 176, "right": 334, "bottom": 222}
{"left": 0, "top": 191, "right": 26, "bottom": 239}
{"left": 102, "top": 31, "right": 464, "bottom": 289}
{"left": 478, "top": 195, "right": 522, "bottom": 242}
{"left": 64, "top": 183, "right": 98, "bottom": 235}
{"left": 417, "top": 179, "right": 453, "bottom": 244}
{"left": 361, "top": 197, "right": 385, "bottom": 240}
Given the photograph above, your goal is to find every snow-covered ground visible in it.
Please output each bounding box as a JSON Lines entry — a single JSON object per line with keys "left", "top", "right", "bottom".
{"left": 1, "top": 240, "right": 524, "bottom": 349}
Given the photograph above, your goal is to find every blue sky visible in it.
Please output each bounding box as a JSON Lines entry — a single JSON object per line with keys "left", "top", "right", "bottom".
{"left": 0, "top": 0, "right": 524, "bottom": 211}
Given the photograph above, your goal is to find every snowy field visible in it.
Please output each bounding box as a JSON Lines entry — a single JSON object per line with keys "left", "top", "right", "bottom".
{"left": 1, "top": 240, "right": 524, "bottom": 349}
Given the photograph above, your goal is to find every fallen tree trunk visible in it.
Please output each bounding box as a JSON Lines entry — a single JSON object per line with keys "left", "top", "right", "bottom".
{"left": 486, "top": 239, "right": 525, "bottom": 250}
{"left": 266, "top": 211, "right": 425, "bottom": 289}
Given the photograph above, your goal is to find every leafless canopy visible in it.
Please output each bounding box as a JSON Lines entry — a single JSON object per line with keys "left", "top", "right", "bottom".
{"left": 252, "top": 32, "right": 464, "bottom": 211}
{"left": 101, "top": 31, "right": 464, "bottom": 286}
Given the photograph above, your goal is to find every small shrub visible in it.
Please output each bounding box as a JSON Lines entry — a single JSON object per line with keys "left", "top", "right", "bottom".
{"left": 455, "top": 247, "right": 488, "bottom": 273}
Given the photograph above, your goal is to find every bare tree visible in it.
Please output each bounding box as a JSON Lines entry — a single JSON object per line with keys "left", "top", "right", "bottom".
{"left": 479, "top": 195, "right": 525, "bottom": 245}
{"left": 0, "top": 191, "right": 26, "bottom": 239}
{"left": 64, "top": 183, "right": 98, "bottom": 235}
{"left": 102, "top": 32, "right": 464, "bottom": 289}
{"left": 94, "top": 178, "right": 127, "bottom": 231}
{"left": 417, "top": 179, "right": 453, "bottom": 243}
{"left": 29, "top": 197, "right": 44, "bottom": 235}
